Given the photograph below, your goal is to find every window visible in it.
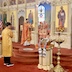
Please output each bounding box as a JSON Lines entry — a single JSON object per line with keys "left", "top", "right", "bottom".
{"left": 38, "top": 6, "right": 45, "bottom": 22}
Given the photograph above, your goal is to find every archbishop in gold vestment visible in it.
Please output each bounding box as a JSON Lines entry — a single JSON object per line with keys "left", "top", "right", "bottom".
{"left": 2, "top": 27, "right": 13, "bottom": 57}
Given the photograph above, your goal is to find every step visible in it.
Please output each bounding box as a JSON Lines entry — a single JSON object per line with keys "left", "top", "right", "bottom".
{"left": 12, "top": 43, "right": 72, "bottom": 67}
{"left": 19, "top": 49, "right": 38, "bottom": 55}
{"left": 16, "top": 52, "right": 39, "bottom": 55}
{"left": 14, "top": 53, "right": 39, "bottom": 59}
{"left": 12, "top": 57, "right": 39, "bottom": 65}
{"left": 13, "top": 49, "right": 38, "bottom": 55}
{"left": 13, "top": 43, "right": 35, "bottom": 49}
{"left": 13, "top": 48, "right": 38, "bottom": 55}
{"left": 13, "top": 49, "right": 19, "bottom": 53}
{"left": 53, "top": 48, "right": 72, "bottom": 56}
{"left": 14, "top": 56, "right": 39, "bottom": 60}
{"left": 19, "top": 48, "right": 38, "bottom": 53}
{"left": 18, "top": 51, "right": 38, "bottom": 55}
{"left": 53, "top": 53, "right": 72, "bottom": 57}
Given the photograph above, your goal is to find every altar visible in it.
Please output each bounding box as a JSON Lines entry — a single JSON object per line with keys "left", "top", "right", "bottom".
{"left": 37, "top": 44, "right": 54, "bottom": 70}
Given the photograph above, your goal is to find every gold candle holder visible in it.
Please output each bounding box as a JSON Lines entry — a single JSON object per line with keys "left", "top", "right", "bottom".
{"left": 54, "top": 33, "right": 64, "bottom": 72}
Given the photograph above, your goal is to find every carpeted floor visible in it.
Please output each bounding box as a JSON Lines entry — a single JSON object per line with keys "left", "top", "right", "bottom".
{"left": 0, "top": 57, "right": 72, "bottom": 72}
{"left": 0, "top": 42, "right": 72, "bottom": 72}
{"left": 0, "top": 57, "right": 49, "bottom": 72}
{"left": 0, "top": 59, "right": 72, "bottom": 72}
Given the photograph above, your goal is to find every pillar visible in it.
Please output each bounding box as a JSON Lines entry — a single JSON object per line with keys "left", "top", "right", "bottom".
{"left": 51, "top": 3, "right": 56, "bottom": 35}
{"left": 67, "top": 2, "right": 71, "bottom": 48}
{"left": 34, "top": 1, "right": 38, "bottom": 45}
{"left": 14, "top": 8, "right": 18, "bottom": 42}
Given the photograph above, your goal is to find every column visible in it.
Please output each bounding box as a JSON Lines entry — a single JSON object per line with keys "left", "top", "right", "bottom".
{"left": 16, "top": 0, "right": 18, "bottom": 5}
{"left": 67, "top": 3, "right": 71, "bottom": 35}
{"left": 7, "top": 7, "right": 10, "bottom": 22}
{"left": 24, "top": 0, "right": 27, "bottom": 20}
{"left": 67, "top": 2, "right": 71, "bottom": 48}
{"left": 71, "top": 3, "right": 72, "bottom": 48}
{"left": 13, "top": 0, "right": 18, "bottom": 42}
{"left": 15, "top": 8, "right": 18, "bottom": 42}
{"left": 51, "top": 4, "right": 56, "bottom": 35}
{"left": 34, "top": 2, "right": 38, "bottom": 45}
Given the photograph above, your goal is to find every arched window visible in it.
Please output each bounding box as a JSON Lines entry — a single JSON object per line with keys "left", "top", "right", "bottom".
{"left": 38, "top": 6, "right": 45, "bottom": 22}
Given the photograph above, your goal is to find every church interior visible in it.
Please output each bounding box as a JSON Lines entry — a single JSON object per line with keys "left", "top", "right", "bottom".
{"left": 0, "top": 0, "right": 72, "bottom": 72}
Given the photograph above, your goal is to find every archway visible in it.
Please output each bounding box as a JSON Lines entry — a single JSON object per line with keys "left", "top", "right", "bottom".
{"left": 18, "top": 16, "right": 24, "bottom": 42}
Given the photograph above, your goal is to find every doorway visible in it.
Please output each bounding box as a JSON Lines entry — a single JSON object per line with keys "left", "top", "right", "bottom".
{"left": 18, "top": 16, "right": 24, "bottom": 42}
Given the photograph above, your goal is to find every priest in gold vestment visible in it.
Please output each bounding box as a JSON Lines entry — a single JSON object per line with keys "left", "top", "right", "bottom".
{"left": 21, "top": 19, "right": 31, "bottom": 46}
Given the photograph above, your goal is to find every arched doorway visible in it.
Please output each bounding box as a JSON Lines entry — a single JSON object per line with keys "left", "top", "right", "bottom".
{"left": 18, "top": 16, "right": 24, "bottom": 42}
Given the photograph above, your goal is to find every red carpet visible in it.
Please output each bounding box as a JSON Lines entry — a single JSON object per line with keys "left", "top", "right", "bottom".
{"left": 0, "top": 57, "right": 72, "bottom": 72}
{"left": 0, "top": 42, "right": 72, "bottom": 72}
{"left": 0, "top": 58, "right": 48, "bottom": 72}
